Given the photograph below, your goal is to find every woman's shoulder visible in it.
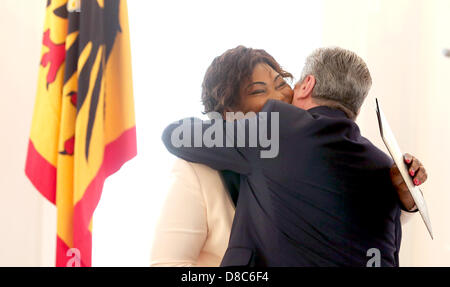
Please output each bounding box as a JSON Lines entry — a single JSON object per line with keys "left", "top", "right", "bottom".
{"left": 172, "top": 158, "right": 223, "bottom": 183}
{"left": 171, "top": 159, "right": 227, "bottom": 192}
{"left": 170, "top": 158, "right": 235, "bottom": 210}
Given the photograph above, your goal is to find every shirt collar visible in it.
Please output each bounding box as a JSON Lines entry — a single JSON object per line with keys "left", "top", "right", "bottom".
{"left": 307, "top": 105, "right": 349, "bottom": 119}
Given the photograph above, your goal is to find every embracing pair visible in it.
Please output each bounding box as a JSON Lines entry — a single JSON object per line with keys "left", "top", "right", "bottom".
{"left": 152, "top": 46, "right": 427, "bottom": 267}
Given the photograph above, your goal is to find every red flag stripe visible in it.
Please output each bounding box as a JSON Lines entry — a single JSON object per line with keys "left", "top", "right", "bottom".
{"left": 25, "top": 140, "right": 56, "bottom": 205}
{"left": 56, "top": 235, "right": 88, "bottom": 267}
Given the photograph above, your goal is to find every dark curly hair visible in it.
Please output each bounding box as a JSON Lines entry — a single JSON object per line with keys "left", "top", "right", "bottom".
{"left": 201, "top": 46, "right": 293, "bottom": 114}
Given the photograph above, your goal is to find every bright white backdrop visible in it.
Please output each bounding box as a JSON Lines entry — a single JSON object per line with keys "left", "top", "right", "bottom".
{"left": 92, "top": 0, "right": 323, "bottom": 266}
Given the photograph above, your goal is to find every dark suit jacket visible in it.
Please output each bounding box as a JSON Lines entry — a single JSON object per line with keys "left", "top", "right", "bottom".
{"left": 162, "top": 99, "right": 402, "bottom": 267}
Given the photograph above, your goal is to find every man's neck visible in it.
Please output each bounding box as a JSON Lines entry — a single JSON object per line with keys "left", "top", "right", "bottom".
{"left": 308, "top": 98, "right": 356, "bottom": 120}
{"left": 304, "top": 101, "right": 321, "bottom": 111}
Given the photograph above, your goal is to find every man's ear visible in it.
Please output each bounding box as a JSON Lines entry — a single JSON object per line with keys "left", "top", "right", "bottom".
{"left": 295, "top": 75, "right": 316, "bottom": 100}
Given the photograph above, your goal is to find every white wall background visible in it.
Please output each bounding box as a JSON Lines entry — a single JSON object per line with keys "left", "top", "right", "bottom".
{"left": 1, "top": 0, "right": 448, "bottom": 267}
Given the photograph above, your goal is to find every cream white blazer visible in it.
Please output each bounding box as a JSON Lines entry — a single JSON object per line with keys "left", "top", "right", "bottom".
{"left": 150, "top": 159, "right": 414, "bottom": 267}
{"left": 150, "top": 158, "right": 235, "bottom": 267}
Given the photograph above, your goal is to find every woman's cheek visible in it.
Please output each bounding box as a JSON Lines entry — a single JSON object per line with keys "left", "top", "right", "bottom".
{"left": 258, "top": 96, "right": 270, "bottom": 112}
{"left": 284, "top": 88, "right": 294, "bottom": 103}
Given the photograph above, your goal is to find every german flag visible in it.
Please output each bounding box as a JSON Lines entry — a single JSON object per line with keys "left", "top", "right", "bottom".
{"left": 25, "top": 0, "right": 136, "bottom": 267}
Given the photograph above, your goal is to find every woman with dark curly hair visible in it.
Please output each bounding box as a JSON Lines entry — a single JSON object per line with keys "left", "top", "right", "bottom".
{"left": 150, "top": 46, "right": 295, "bottom": 266}
{"left": 200, "top": 45, "right": 294, "bottom": 115}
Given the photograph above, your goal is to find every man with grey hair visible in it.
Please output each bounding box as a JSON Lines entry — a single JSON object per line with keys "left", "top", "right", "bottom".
{"left": 293, "top": 47, "right": 372, "bottom": 120}
{"left": 162, "top": 47, "right": 425, "bottom": 266}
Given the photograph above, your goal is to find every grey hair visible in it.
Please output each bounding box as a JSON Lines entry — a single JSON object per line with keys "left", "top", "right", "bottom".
{"left": 299, "top": 47, "right": 372, "bottom": 120}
